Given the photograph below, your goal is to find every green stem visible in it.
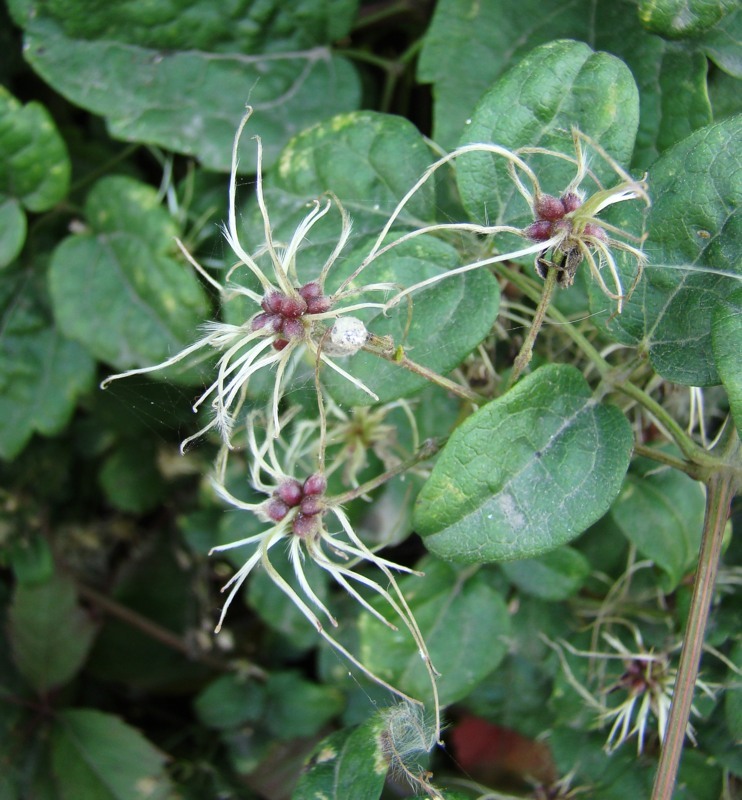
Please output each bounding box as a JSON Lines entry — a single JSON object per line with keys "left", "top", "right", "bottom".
{"left": 618, "top": 381, "right": 712, "bottom": 467}
{"left": 632, "top": 443, "right": 696, "bottom": 475}
{"left": 352, "top": 0, "right": 413, "bottom": 30}
{"left": 367, "top": 341, "right": 485, "bottom": 404}
{"left": 332, "top": 438, "right": 441, "bottom": 506}
{"left": 498, "top": 263, "right": 609, "bottom": 376}
{"left": 498, "top": 263, "right": 711, "bottom": 464}
{"left": 506, "top": 265, "right": 558, "bottom": 390}
{"left": 651, "top": 471, "right": 736, "bottom": 800}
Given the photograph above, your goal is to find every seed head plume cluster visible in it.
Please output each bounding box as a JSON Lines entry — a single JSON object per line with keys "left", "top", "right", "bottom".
{"left": 101, "top": 106, "right": 650, "bottom": 749}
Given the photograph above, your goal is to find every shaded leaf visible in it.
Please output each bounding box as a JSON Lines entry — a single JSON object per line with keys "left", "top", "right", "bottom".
{"left": 415, "top": 364, "right": 633, "bottom": 563}
{"left": 51, "top": 709, "right": 174, "bottom": 800}
{"left": 240, "top": 110, "right": 438, "bottom": 270}
{"left": 500, "top": 546, "right": 590, "bottom": 600}
{"left": 19, "top": 6, "right": 360, "bottom": 170}
{"left": 0, "top": 86, "right": 70, "bottom": 211}
{"left": 193, "top": 673, "right": 265, "bottom": 731}
{"left": 610, "top": 461, "right": 706, "bottom": 589}
{"left": 456, "top": 40, "right": 639, "bottom": 228}
{"left": 8, "top": 573, "right": 96, "bottom": 693}
{"left": 698, "top": 7, "right": 742, "bottom": 76}
{"left": 711, "top": 287, "right": 742, "bottom": 436}
{"left": 0, "top": 198, "right": 25, "bottom": 269}
{"left": 264, "top": 671, "right": 344, "bottom": 740}
{"left": 293, "top": 716, "right": 387, "bottom": 800}
{"left": 86, "top": 540, "right": 208, "bottom": 690}
{"left": 0, "top": 271, "right": 95, "bottom": 460}
{"left": 48, "top": 175, "right": 210, "bottom": 380}
{"left": 593, "top": 116, "right": 741, "bottom": 386}
{"left": 359, "top": 559, "right": 511, "bottom": 706}
{"left": 98, "top": 439, "right": 166, "bottom": 514}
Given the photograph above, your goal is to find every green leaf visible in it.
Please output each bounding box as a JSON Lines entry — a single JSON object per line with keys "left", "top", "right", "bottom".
{"left": 609, "top": 461, "right": 706, "bottom": 589}
{"left": 415, "top": 364, "right": 633, "bottom": 563}
{"left": 638, "top": 0, "right": 737, "bottom": 39}
{"left": 242, "top": 110, "right": 437, "bottom": 266}
{"left": 359, "top": 559, "right": 511, "bottom": 706}
{"left": 0, "top": 271, "right": 95, "bottom": 460}
{"left": 19, "top": 8, "right": 360, "bottom": 171}
{"left": 456, "top": 40, "right": 639, "bottom": 228}
{"left": 500, "top": 546, "right": 590, "bottom": 600}
{"left": 264, "top": 671, "right": 344, "bottom": 740}
{"left": 0, "top": 198, "right": 25, "bottom": 269}
{"left": 593, "top": 116, "right": 741, "bottom": 386}
{"left": 625, "top": 41, "right": 711, "bottom": 170}
{"left": 0, "top": 86, "right": 70, "bottom": 211}
{"left": 698, "top": 7, "right": 742, "bottom": 77}
{"left": 418, "top": 0, "right": 597, "bottom": 150}
{"left": 323, "top": 236, "right": 500, "bottom": 406}
{"left": 712, "top": 287, "right": 742, "bottom": 437}
{"left": 51, "top": 709, "right": 174, "bottom": 800}
{"left": 48, "top": 175, "right": 210, "bottom": 380}
{"left": 193, "top": 673, "right": 265, "bottom": 731}
{"left": 8, "top": 573, "right": 96, "bottom": 692}
{"left": 98, "top": 439, "right": 166, "bottom": 514}
{"left": 293, "top": 716, "right": 387, "bottom": 800}
{"left": 418, "top": 0, "right": 710, "bottom": 167}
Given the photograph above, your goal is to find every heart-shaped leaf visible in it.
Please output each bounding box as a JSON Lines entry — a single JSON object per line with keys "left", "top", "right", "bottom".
{"left": 8, "top": 574, "right": 96, "bottom": 693}
{"left": 51, "top": 709, "right": 174, "bottom": 800}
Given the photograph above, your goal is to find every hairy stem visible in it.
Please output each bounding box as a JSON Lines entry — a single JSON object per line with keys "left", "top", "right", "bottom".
{"left": 506, "top": 264, "right": 558, "bottom": 390}
{"left": 367, "top": 342, "right": 485, "bottom": 404}
{"left": 498, "top": 263, "right": 714, "bottom": 465}
{"left": 332, "top": 437, "right": 441, "bottom": 505}
{"left": 651, "top": 471, "right": 736, "bottom": 800}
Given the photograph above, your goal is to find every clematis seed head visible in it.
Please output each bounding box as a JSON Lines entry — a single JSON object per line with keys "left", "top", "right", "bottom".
{"left": 303, "top": 473, "right": 327, "bottom": 496}
{"left": 535, "top": 194, "right": 566, "bottom": 221}
{"left": 277, "top": 479, "right": 303, "bottom": 507}
{"left": 561, "top": 192, "right": 583, "bottom": 213}
{"left": 525, "top": 219, "right": 555, "bottom": 242}
{"left": 265, "top": 498, "right": 290, "bottom": 521}
{"left": 292, "top": 511, "right": 320, "bottom": 538}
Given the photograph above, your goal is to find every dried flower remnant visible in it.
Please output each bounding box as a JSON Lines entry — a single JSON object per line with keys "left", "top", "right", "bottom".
{"left": 209, "top": 410, "right": 441, "bottom": 740}
{"left": 102, "top": 106, "right": 394, "bottom": 448}
{"left": 545, "top": 628, "right": 714, "bottom": 755}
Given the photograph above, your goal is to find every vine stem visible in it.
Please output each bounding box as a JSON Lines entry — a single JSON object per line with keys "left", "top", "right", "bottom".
{"left": 505, "top": 264, "right": 558, "bottom": 390}
{"left": 332, "top": 437, "right": 441, "bottom": 506}
{"left": 76, "top": 582, "right": 266, "bottom": 678}
{"left": 497, "top": 263, "right": 711, "bottom": 466}
{"left": 367, "top": 342, "right": 485, "bottom": 404}
{"left": 651, "top": 470, "right": 736, "bottom": 800}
